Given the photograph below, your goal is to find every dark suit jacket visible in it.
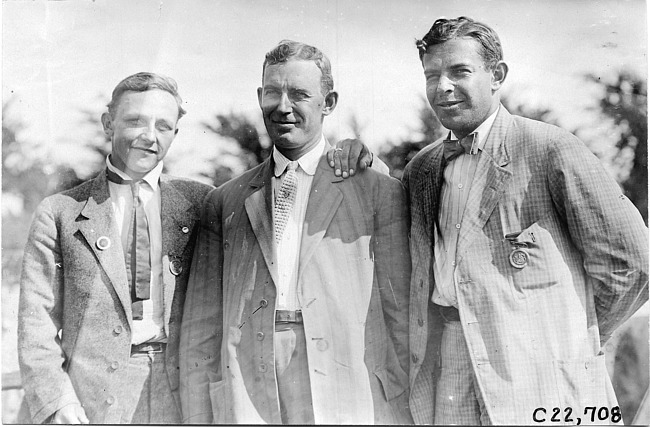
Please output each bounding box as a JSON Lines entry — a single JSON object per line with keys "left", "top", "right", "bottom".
{"left": 404, "top": 106, "right": 649, "bottom": 424}
{"left": 180, "top": 154, "right": 412, "bottom": 424}
{"left": 18, "top": 171, "right": 212, "bottom": 424}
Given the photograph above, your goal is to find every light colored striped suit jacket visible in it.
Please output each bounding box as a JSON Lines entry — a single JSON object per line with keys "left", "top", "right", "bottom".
{"left": 403, "top": 106, "right": 648, "bottom": 424}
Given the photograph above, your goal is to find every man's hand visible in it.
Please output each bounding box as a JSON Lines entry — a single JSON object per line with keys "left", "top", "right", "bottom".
{"left": 327, "top": 138, "right": 373, "bottom": 178}
{"left": 52, "top": 403, "right": 89, "bottom": 424}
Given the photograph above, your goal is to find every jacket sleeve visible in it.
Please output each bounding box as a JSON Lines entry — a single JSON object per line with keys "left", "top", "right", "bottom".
{"left": 372, "top": 176, "right": 412, "bottom": 380}
{"left": 179, "top": 189, "right": 224, "bottom": 423}
{"left": 547, "top": 134, "right": 649, "bottom": 343}
{"left": 17, "top": 198, "right": 81, "bottom": 424}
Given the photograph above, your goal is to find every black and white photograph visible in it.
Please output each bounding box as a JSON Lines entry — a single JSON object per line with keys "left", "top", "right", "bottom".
{"left": 2, "top": 0, "right": 648, "bottom": 424}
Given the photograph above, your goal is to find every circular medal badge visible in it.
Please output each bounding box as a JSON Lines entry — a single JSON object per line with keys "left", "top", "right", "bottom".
{"left": 509, "top": 248, "right": 529, "bottom": 269}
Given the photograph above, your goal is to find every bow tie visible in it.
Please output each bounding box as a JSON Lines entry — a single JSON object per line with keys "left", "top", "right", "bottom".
{"left": 443, "top": 133, "right": 477, "bottom": 163}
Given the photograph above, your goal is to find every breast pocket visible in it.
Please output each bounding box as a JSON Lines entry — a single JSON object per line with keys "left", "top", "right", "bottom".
{"left": 505, "top": 214, "right": 574, "bottom": 298}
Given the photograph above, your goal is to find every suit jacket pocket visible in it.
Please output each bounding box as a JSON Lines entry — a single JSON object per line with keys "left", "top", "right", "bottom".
{"left": 552, "top": 353, "right": 617, "bottom": 411}
{"left": 506, "top": 214, "right": 575, "bottom": 297}
{"left": 374, "top": 367, "right": 407, "bottom": 401}
{"left": 207, "top": 372, "right": 226, "bottom": 424}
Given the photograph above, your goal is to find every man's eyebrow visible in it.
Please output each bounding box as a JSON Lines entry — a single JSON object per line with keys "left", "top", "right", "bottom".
{"left": 449, "top": 62, "right": 474, "bottom": 69}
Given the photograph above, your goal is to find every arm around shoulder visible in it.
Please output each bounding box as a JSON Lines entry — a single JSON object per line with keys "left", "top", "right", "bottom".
{"left": 372, "top": 176, "right": 411, "bottom": 375}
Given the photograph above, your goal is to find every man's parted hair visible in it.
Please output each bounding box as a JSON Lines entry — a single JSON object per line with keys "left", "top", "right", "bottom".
{"left": 262, "top": 40, "right": 334, "bottom": 95}
{"left": 106, "top": 72, "right": 186, "bottom": 120}
{"left": 416, "top": 16, "right": 504, "bottom": 71}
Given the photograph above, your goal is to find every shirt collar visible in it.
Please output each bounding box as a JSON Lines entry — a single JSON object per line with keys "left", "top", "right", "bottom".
{"left": 106, "top": 155, "right": 163, "bottom": 189}
{"left": 273, "top": 135, "right": 326, "bottom": 177}
{"left": 451, "top": 105, "right": 500, "bottom": 152}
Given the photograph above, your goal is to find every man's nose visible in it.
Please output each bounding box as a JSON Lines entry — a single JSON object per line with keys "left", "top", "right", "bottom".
{"left": 140, "top": 122, "right": 156, "bottom": 142}
{"left": 437, "top": 74, "right": 454, "bottom": 93}
{"left": 276, "top": 93, "right": 292, "bottom": 113}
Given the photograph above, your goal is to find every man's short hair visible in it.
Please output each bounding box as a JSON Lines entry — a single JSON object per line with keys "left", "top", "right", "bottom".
{"left": 107, "top": 72, "right": 186, "bottom": 120}
{"left": 416, "top": 16, "right": 503, "bottom": 71}
{"left": 262, "top": 40, "right": 334, "bottom": 95}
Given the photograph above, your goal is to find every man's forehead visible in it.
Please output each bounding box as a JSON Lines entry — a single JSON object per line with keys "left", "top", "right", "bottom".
{"left": 262, "top": 60, "right": 322, "bottom": 86}
{"left": 114, "top": 89, "right": 178, "bottom": 115}
{"left": 423, "top": 38, "right": 483, "bottom": 63}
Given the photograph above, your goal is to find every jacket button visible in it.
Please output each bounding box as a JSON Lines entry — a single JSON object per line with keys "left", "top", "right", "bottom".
{"left": 106, "top": 396, "right": 115, "bottom": 405}
{"left": 114, "top": 325, "right": 123, "bottom": 335}
{"left": 412, "top": 354, "right": 419, "bottom": 363}
{"left": 258, "top": 363, "right": 267, "bottom": 373}
{"left": 181, "top": 226, "right": 190, "bottom": 234}
{"left": 260, "top": 299, "right": 268, "bottom": 308}
{"left": 256, "top": 332, "right": 265, "bottom": 341}
{"left": 110, "top": 361, "right": 119, "bottom": 370}
{"left": 418, "top": 318, "right": 424, "bottom": 327}
{"left": 316, "top": 339, "right": 329, "bottom": 351}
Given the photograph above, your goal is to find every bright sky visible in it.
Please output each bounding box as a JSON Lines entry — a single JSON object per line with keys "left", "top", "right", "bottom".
{"left": 2, "top": 0, "right": 647, "bottom": 179}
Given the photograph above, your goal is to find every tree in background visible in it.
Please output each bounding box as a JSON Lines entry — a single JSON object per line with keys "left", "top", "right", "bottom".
{"left": 203, "top": 112, "right": 271, "bottom": 186}
{"left": 586, "top": 72, "right": 647, "bottom": 223}
{"left": 378, "top": 97, "right": 446, "bottom": 179}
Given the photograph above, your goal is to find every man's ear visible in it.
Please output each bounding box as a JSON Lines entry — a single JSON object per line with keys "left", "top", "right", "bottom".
{"left": 100, "top": 112, "right": 113, "bottom": 138}
{"left": 322, "top": 91, "right": 338, "bottom": 116}
{"left": 257, "top": 87, "right": 263, "bottom": 109}
{"left": 491, "top": 61, "right": 508, "bottom": 91}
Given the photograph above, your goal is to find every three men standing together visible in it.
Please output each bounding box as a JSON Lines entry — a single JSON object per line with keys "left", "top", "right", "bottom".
{"left": 18, "top": 15, "right": 648, "bottom": 426}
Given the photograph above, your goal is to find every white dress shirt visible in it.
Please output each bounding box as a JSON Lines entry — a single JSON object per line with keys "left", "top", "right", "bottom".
{"left": 432, "top": 107, "right": 500, "bottom": 307}
{"left": 272, "top": 136, "right": 327, "bottom": 311}
{"left": 106, "top": 156, "right": 166, "bottom": 345}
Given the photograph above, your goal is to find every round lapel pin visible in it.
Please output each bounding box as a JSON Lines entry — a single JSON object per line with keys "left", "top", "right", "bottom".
{"left": 509, "top": 247, "right": 529, "bottom": 269}
{"left": 96, "top": 236, "right": 111, "bottom": 251}
{"left": 169, "top": 259, "right": 183, "bottom": 276}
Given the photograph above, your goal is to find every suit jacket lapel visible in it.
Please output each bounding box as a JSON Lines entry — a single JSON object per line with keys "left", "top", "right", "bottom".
{"left": 298, "top": 156, "right": 343, "bottom": 281}
{"left": 416, "top": 142, "right": 446, "bottom": 241}
{"left": 76, "top": 172, "right": 133, "bottom": 325}
{"left": 244, "top": 159, "right": 279, "bottom": 286}
{"left": 160, "top": 175, "right": 201, "bottom": 327}
{"left": 457, "top": 106, "right": 513, "bottom": 263}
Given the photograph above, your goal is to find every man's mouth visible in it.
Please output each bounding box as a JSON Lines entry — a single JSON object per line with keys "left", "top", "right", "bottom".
{"left": 132, "top": 146, "right": 157, "bottom": 154}
{"left": 437, "top": 100, "right": 462, "bottom": 108}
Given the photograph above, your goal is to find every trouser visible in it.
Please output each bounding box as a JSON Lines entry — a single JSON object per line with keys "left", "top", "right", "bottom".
{"left": 274, "top": 322, "right": 315, "bottom": 424}
{"left": 113, "top": 346, "right": 181, "bottom": 424}
{"left": 435, "top": 318, "right": 491, "bottom": 425}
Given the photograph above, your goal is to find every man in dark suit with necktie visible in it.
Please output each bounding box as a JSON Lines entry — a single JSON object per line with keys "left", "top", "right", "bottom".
{"left": 18, "top": 72, "right": 212, "bottom": 424}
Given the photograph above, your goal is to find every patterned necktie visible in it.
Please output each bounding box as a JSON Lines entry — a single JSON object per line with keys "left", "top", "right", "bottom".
{"left": 106, "top": 169, "right": 151, "bottom": 320}
{"left": 274, "top": 161, "right": 299, "bottom": 244}
{"left": 443, "top": 132, "right": 477, "bottom": 163}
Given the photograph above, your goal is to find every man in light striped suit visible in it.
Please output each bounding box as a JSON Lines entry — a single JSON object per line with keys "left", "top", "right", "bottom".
{"left": 332, "top": 16, "right": 648, "bottom": 425}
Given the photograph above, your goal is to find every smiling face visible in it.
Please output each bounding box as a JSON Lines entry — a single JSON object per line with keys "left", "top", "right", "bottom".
{"left": 101, "top": 89, "right": 179, "bottom": 179}
{"left": 257, "top": 59, "right": 337, "bottom": 160}
{"left": 423, "top": 38, "right": 505, "bottom": 139}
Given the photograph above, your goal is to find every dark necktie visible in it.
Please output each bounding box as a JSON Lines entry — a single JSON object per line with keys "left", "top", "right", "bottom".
{"left": 443, "top": 132, "right": 477, "bottom": 163}
{"left": 106, "top": 168, "right": 151, "bottom": 320}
